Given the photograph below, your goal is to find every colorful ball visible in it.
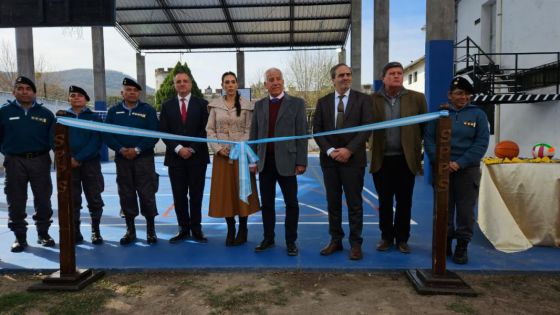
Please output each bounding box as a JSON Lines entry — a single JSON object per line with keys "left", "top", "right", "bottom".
{"left": 532, "top": 143, "right": 555, "bottom": 158}
{"left": 494, "top": 140, "right": 519, "bottom": 159}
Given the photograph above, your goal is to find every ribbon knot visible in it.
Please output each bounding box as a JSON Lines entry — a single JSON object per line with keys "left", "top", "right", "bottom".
{"left": 228, "top": 142, "right": 259, "bottom": 203}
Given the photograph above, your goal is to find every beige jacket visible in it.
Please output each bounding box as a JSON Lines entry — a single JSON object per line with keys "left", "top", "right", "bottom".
{"left": 206, "top": 96, "right": 254, "bottom": 154}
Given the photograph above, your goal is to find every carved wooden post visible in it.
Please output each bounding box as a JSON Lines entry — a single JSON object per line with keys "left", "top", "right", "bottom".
{"left": 28, "top": 123, "right": 104, "bottom": 291}
{"left": 432, "top": 117, "right": 451, "bottom": 275}
{"left": 406, "top": 116, "right": 476, "bottom": 296}
{"left": 54, "top": 124, "right": 77, "bottom": 275}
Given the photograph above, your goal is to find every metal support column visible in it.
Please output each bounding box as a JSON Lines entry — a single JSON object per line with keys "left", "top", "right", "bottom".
{"left": 236, "top": 51, "right": 245, "bottom": 89}
{"left": 350, "top": 0, "right": 362, "bottom": 91}
{"left": 92, "top": 26, "right": 108, "bottom": 161}
{"left": 15, "top": 28, "right": 35, "bottom": 79}
{"left": 373, "top": 0, "right": 389, "bottom": 91}
{"left": 136, "top": 52, "right": 147, "bottom": 101}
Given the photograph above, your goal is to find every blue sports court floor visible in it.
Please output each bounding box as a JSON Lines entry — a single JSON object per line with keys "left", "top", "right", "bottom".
{"left": 1, "top": 155, "right": 559, "bottom": 272}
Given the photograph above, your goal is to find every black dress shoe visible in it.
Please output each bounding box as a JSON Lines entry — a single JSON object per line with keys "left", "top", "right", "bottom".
{"left": 255, "top": 239, "right": 275, "bottom": 252}
{"left": 169, "top": 229, "right": 190, "bottom": 244}
{"left": 287, "top": 243, "right": 299, "bottom": 256}
{"left": 37, "top": 233, "right": 55, "bottom": 247}
{"left": 192, "top": 230, "right": 208, "bottom": 243}
{"left": 11, "top": 238, "right": 28, "bottom": 253}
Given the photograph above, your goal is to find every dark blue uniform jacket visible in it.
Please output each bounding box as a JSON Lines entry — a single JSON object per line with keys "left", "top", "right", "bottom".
{"left": 103, "top": 101, "right": 159, "bottom": 155}
{"left": 0, "top": 100, "right": 54, "bottom": 155}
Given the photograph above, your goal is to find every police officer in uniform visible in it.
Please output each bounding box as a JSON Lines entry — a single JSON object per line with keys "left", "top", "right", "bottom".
{"left": 104, "top": 78, "right": 159, "bottom": 245}
{"left": 56, "top": 86, "right": 105, "bottom": 245}
{"left": 0, "top": 76, "right": 55, "bottom": 252}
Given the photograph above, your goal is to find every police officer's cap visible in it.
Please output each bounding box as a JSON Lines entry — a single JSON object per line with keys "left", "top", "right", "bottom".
{"left": 122, "top": 78, "right": 142, "bottom": 91}
{"left": 68, "top": 85, "right": 90, "bottom": 101}
{"left": 450, "top": 76, "right": 474, "bottom": 94}
{"left": 14, "top": 76, "right": 36, "bottom": 93}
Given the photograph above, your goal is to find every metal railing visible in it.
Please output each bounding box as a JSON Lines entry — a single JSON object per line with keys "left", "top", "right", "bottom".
{"left": 482, "top": 52, "right": 560, "bottom": 94}
{"left": 454, "top": 37, "right": 560, "bottom": 97}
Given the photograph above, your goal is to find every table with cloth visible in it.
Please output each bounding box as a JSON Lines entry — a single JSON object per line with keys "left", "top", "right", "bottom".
{"left": 477, "top": 159, "right": 560, "bottom": 253}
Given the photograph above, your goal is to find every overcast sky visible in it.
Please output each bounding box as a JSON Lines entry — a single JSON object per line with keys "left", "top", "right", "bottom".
{"left": 0, "top": 0, "right": 426, "bottom": 92}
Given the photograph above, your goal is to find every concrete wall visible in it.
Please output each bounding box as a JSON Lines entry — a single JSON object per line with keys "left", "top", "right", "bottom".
{"left": 456, "top": 0, "right": 560, "bottom": 156}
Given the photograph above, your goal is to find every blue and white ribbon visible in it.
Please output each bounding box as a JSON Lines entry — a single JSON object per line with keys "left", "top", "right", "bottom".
{"left": 57, "top": 110, "right": 448, "bottom": 203}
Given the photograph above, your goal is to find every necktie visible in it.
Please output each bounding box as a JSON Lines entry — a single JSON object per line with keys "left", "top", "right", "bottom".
{"left": 181, "top": 98, "right": 187, "bottom": 124}
{"left": 336, "top": 95, "right": 344, "bottom": 129}
{"left": 271, "top": 97, "right": 280, "bottom": 104}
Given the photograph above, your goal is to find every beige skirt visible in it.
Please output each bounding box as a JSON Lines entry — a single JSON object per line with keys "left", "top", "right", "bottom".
{"left": 208, "top": 154, "right": 260, "bottom": 218}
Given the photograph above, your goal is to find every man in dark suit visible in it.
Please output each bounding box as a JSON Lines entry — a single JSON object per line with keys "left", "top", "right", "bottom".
{"left": 160, "top": 71, "right": 210, "bottom": 243}
{"left": 249, "top": 67, "right": 308, "bottom": 256}
{"left": 313, "top": 63, "right": 373, "bottom": 260}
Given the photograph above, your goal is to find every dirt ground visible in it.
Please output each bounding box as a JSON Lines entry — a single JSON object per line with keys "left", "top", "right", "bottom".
{"left": 1, "top": 271, "right": 559, "bottom": 315}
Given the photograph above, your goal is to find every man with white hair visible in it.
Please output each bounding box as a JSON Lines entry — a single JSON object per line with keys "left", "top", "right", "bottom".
{"left": 249, "top": 68, "right": 308, "bottom": 256}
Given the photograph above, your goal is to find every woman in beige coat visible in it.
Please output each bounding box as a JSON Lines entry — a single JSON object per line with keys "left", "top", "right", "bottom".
{"left": 206, "top": 71, "right": 260, "bottom": 246}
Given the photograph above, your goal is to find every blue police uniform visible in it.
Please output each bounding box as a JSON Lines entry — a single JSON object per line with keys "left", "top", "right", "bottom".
{"left": 103, "top": 101, "right": 159, "bottom": 220}
{"left": 59, "top": 107, "right": 105, "bottom": 244}
{"left": 0, "top": 100, "right": 55, "bottom": 248}
{"left": 425, "top": 102, "right": 489, "bottom": 263}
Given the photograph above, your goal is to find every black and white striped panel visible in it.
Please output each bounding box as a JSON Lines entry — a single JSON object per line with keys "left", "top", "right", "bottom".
{"left": 472, "top": 94, "right": 560, "bottom": 104}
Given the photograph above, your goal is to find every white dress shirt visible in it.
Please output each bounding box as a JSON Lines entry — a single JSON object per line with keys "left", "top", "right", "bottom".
{"left": 327, "top": 89, "right": 351, "bottom": 156}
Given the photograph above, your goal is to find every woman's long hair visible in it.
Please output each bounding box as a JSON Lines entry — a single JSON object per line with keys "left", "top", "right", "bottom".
{"left": 221, "top": 71, "right": 241, "bottom": 117}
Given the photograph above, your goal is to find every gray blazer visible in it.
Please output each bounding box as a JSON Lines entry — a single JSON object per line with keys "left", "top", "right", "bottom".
{"left": 249, "top": 93, "right": 308, "bottom": 176}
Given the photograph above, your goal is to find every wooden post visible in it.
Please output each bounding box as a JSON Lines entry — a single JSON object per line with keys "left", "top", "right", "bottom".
{"left": 406, "top": 117, "right": 476, "bottom": 296}
{"left": 432, "top": 117, "right": 452, "bottom": 275}
{"left": 54, "top": 124, "right": 77, "bottom": 275}
{"left": 29, "top": 124, "right": 104, "bottom": 291}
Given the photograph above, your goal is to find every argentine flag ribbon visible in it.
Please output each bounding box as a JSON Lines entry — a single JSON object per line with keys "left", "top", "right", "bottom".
{"left": 56, "top": 110, "right": 448, "bottom": 204}
{"left": 228, "top": 142, "right": 259, "bottom": 203}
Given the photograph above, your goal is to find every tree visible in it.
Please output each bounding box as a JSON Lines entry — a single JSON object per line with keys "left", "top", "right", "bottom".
{"left": 154, "top": 61, "right": 203, "bottom": 111}
{"left": 0, "top": 40, "right": 66, "bottom": 99}
{"left": 285, "top": 50, "right": 337, "bottom": 108}
{"left": 0, "top": 40, "right": 17, "bottom": 90}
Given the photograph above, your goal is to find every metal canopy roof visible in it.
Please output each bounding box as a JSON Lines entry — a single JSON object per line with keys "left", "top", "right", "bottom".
{"left": 115, "top": 0, "right": 352, "bottom": 51}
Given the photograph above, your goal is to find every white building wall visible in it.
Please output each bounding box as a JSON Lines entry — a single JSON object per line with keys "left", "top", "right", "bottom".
{"left": 456, "top": 0, "right": 560, "bottom": 156}
{"left": 403, "top": 59, "right": 425, "bottom": 93}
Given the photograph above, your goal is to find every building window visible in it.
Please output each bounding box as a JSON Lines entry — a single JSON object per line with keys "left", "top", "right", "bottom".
{"left": 414, "top": 71, "right": 418, "bottom": 82}
{"left": 408, "top": 74, "right": 412, "bottom": 85}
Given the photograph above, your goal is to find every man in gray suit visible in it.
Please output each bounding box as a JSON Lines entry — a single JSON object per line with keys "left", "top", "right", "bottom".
{"left": 313, "top": 63, "right": 373, "bottom": 260}
{"left": 249, "top": 67, "right": 308, "bottom": 256}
